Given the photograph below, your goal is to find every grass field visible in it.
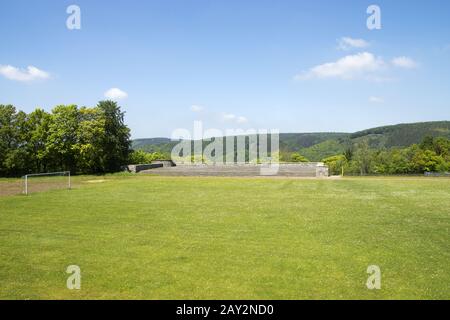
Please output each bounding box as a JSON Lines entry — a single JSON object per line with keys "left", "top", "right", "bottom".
{"left": 0, "top": 175, "right": 449, "bottom": 299}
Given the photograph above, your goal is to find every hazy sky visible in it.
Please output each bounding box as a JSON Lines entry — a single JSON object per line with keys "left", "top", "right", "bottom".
{"left": 1, "top": 0, "right": 450, "bottom": 138}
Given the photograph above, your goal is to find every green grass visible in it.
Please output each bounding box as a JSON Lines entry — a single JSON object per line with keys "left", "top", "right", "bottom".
{"left": 0, "top": 175, "right": 449, "bottom": 299}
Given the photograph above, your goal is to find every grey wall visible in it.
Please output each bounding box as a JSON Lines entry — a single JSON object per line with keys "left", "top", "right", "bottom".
{"left": 140, "top": 163, "right": 329, "bottom": 177}
{"left": 125, "top": 163, "right": 163, "bottom": 173}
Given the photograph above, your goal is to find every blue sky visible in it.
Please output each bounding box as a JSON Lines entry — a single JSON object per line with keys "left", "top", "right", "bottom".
{"left": 1, "top": 0, "right": 450, "bottom": 138}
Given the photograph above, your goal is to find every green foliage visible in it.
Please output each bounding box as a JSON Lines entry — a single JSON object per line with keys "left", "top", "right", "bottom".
{"left": 339, "top": 136, "right": 450, "bottom": 175}
{"left": 0, "top": 105, "right": 28, "bottom": 176}
{"left": 354, "top": 140, "right": 372, "bottom": 175}
{"left": 46, "top": 105, "right": 79, "bottom": 172}
{"left": 0, "top": 102, "right": 131, "bottom": 176}
{"left": 97, "top": 101, "right": 131, "bottom": 172}
{"left": 128, "top": 150, "right": 167, "bottom": 164}
{"left": 410, "top": 149, "right": 447, "bottom": 173}
{"left": 279, "top": 132, "right": 349, "bottom": 152}
{"left": 25, "top": 108, "right": 52, "bottom": 173}
{"left": 322, "top": 155, "right": 347, "bottom": 175}
{"left": 74, "top": 107, "right": 106, "bottom": 173}
{"left": 344, "top": 147, "right": 354, "bottom": 161}
{"left": 299, "top": 139, "right": 346, "bottom": 161}
{"left": 350, "top": 121, "right": 450, "bottom": 147}
{"left": 133, "top": 133, "right": 350, "bottom": 162}
{"left": 290, "top": 153, "right": 309, "bottom": 163}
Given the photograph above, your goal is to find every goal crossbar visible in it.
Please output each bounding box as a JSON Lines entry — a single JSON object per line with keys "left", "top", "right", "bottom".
{"left": 22, "top": 171, "right": 71, "bottom": 195}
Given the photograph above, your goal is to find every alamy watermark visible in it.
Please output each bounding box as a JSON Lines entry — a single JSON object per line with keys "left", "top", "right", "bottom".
{"left": 366, "top": 265, "right": 381, "bottom": 290}
{"left": 66, "top": 265, "right": 81, "bottom": 290}
{"left": 367, "top": 5, "right": 381, "bottom": 30}
{"left": 66, "top": 5, "right": 81, "bottom": 30}
{"left": 171, "top": 121, "right": 280, "bottom": 175}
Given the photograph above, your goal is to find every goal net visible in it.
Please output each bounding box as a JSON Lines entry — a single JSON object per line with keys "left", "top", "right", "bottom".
{"left": 22, "top": 171, "right": 71, "bottom": 195}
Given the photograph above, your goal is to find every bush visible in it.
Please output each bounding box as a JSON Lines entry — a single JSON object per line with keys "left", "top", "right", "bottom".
{"left": 290, "top": 153, "right": 309, "bottom": 163}
{"left": 128, "top": 150, "right": 166, "bottom": 164}
{"left": 322, "top": 155, "right": 346, "bottom": 175}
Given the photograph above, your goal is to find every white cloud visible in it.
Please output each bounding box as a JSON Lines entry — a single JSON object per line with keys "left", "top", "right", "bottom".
{"left": 236, "top": 116, "right": 248, "bottom": 124}
{"left": 369, "top": 96, "right": 384, "bottom": 103}
{"left": 221, "top": 113, "right": 248, "bottom": 124}
{"left": 338, "top": 37, "right": 370, "bottom": 50}
{"left": 391, "top": 56, "right": 417, "bottom": 69}
{"left": 104, "top": 88, "right": 128, "bottom": 100}
{"left": 295, "top": 52, "right": 385, "bottom": 80}
{"left": 0, "top": 65, "right": 50, "bottom": 82}
{"left": 190, "top": 105, "right": 204, "bottom": 112}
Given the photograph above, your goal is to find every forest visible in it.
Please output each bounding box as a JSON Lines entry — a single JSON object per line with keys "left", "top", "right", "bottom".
{"left": 0, "top": 101, "right": 131, "bottom": 176}
{"left": 323, "top": 136, "right": 450, "bottom": 175}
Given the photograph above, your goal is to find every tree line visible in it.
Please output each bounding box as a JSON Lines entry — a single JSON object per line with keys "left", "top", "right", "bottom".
{"left": 0, "top": 101, "right": 131, "bottom": 177}
{"left": 131, "top": 135, "right": 450, "bottom": 176}
{"left": 323, "top": 136, "right": 450, "bottom": 176}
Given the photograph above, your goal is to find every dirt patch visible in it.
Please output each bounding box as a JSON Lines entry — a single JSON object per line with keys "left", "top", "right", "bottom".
{"left": 0, "top": 180, "right": 23, "bottom": 197}
{"left": 0, "top": 178, "right": 74, "bottom": 197}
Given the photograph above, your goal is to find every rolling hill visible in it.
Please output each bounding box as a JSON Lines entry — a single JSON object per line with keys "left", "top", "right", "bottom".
{"left": 132, "top": 121, "right": 450, "bottom": 161}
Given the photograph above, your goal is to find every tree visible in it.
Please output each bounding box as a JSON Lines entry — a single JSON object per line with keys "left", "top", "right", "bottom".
{"left": 420, "top": 135, "right": 435, "bottom": 151}
{"left": 354, "top": 141, "right": 372, "bottom": 175}
{"left": 0, "top": 105, "right": 28, "bottom": 176}
{"left": 74, "top": 107, "right": 106, "bottom": 173}
{"left": 46, "top": 105, "right": 80, "bottom": 172}
{"left": 25, "top": 108, "right": 52, "bottom": 173}
{"left": 97, "top": 101, "right": 131, "bottom": 172}
{"left": 431, "top": 137, "right": 450, "bottom": 157}
{"left": 0, "top": 102, "right": 133, "bottom": 177}
{"left": 390, "top": 149, "right": 410, "bottom": 174}
{"left": 0, "top": 105, "right": 17, "bottom": 175}
{"left": 344, "top": 147, "right": 354, "bottom": 162}
{"left": 322, "top": 155, "right": 347, "bottom": 175}
{"left": 411, "top": 149, "right": 446, "bottom": 173}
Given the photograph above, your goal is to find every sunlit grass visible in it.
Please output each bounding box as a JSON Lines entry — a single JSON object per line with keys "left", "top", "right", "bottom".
{"left": 0, "top": 175, "right": 449, "bottom": 299}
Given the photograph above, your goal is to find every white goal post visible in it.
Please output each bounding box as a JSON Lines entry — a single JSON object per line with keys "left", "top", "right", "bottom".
{"left": 22, "top": 171, "right": 71, "bottom": 195}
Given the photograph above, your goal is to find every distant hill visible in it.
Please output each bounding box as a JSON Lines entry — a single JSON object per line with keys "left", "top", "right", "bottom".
{"left": 132, "top": 138, "right": 178, "bottom": 154}
{"left": 350, "top": 121, "right": 450, "bottom": 148}
{"left": 278, "top": 132, "right": 349, "bottom": 150}
{"left": 133, "top": 137, "right": 172, "bottom": 147}
{"left": 132, "top": 121, "right": 450, "bottom": 161}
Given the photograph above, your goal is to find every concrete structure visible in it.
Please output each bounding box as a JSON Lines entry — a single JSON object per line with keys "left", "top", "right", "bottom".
{"left": 124, "top": 163, "right": 163, "bottom": 173}
{"left": 140, "top": 162, "right": 329, "bottom": 178}
{"left": 151, "top": 160, "right": 176, "bottom": 167}
{"left": 124, "top": 160, "right": 175, "bottom": 173}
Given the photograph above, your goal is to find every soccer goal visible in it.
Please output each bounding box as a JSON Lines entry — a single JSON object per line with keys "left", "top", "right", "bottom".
{"left": 22, "top": 171, "right": 71, "bottom": 195}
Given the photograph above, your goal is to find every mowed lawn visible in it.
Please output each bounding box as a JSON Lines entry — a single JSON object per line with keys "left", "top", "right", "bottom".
{"left": 0, "top": 175, "right": 449, "bottom": 300}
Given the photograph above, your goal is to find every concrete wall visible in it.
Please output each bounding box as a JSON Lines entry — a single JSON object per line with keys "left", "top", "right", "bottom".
{"left": 152, "top": 160, "right": 176, "bottom": 167}
{"left": 140, "top": 163, "right": 329, "bottom": 177}
{"left": 316, "top": 165, "right": 329, "bottom": 178}
{"left": 125, "top": 163, "right": 163, "bottom": 173}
